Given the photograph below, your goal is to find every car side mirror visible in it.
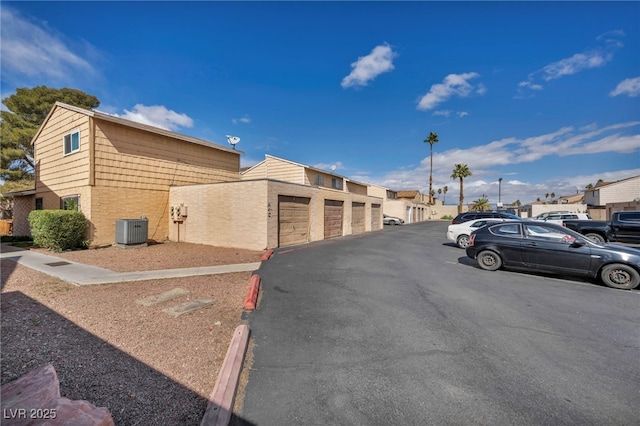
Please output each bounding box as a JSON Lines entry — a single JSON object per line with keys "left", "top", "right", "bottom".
{"left": 571, "top": 239, "right": 587, "bottom": 247}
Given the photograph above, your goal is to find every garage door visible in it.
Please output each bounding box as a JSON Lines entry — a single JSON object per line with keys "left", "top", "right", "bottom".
{"left": 371, "top": 204, "right": 381, "bottom": 230}
{"left": 352, "top": 202, "right": 365, "bottom": 234}
{"left": 324, "top": 200, "right": 343, "bottom": 239}
{"left": 278, "top": 196, "right": 310, "bottom": 247}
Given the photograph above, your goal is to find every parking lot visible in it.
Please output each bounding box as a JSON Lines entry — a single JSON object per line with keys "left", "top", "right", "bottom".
{"left": 237, "top": 221, "right": 639, "bottom": 425}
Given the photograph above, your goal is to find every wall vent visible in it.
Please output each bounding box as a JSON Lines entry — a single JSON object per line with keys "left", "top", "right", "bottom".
{"left": 115, "top": 218, "right": 148, "bottom": 247}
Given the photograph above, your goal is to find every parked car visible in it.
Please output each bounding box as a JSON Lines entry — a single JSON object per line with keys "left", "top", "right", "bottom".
{"left": 533, "top": 211, "right": 572, "bottom": 220}
{"left": 383, "top": 214, "right": 404, "bottom": 225}
{"left": 533, "top": 212, "right": 591, "bottom": 225}
{"left": 447, "top": 218, "right": 507, "bottom": 248}
{"left": 466, "top": 220, "right": 640, "bottom": 290}
{"left": 451, "top": 211, "right": 521, "bottom": 224}
{"left": 562, "top": 211, "right": 640, "bottom": 244}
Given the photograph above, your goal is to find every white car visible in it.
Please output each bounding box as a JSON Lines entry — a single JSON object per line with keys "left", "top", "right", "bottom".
{"left": 383, "top": 214, "right": 404, "bottom": 225}
{"left": 447, "top": 218, "right": 507, "bottom": 248}
{"left": 532, "top": 212, "right": 591, "bottom": 225}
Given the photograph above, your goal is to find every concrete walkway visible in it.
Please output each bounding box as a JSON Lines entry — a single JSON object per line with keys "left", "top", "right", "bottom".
{"left": 0, "top": 243, "right": 261, "bottom": 286}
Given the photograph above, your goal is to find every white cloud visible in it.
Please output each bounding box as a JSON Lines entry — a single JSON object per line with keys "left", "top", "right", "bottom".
{"left": 313, "top": 161, "right": 344, "bottom": 171}
{"left": 417, "top": 72, "right": 484, "bottom": 111}
{"left": 610, "top": 77, "right": 640, "bottom": 97}
{"left": 0, "top": 7, "right": 98, "bottom": 83}
{"left": 232, "top": 116, "right": 251, "bottom": 125}
{"left": 432, "top": 110, "right": 452, "bottom": 117}
{"left": 114, "top": 104, "right": 194, "bottom": 131}
{"left": 374, "top": 121, "right": 640, "bottom": 205}
{"left": 518, "top": 31, "right": 623, "bottom": 96}
{"left": 341, "top": 43, "right": 397, "bottom": 89}
{"left": 540, "top": 51, "right": 612, "bottom": 82}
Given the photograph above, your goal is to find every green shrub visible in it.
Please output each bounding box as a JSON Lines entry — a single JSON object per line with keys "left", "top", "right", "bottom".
{"left": 28, "top": 210, "right": 88, "bottom": 252}
{"left": 441, "top": 215, "right": 453, "bottom": 220}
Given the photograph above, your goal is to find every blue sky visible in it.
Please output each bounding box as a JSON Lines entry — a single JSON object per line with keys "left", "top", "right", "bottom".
{"left": 2, "top": 1, "right": 639, "bottom": 206}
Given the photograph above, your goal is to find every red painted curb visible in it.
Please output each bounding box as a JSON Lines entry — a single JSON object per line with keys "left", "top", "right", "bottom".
{"left": 242, "top": 274, "right": 260, "bottom": 310}
{"left": 200, "top": 324, "right": 250, "bottom": 426}
{"left": 261, "top": 249, "right": 274, "bottom": 261}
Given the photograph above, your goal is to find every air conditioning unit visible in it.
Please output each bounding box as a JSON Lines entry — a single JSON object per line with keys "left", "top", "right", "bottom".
{"left": 115, "top": 218, "right": 148, "bottom": 247}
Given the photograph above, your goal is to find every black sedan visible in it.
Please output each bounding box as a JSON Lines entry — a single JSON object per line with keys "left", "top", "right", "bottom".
{"left": 466, "top": 221, "right": 640, "bottom": 290}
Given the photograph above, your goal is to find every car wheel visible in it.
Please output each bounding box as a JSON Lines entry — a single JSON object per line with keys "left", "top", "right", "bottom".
{"left": 456, "top": 235, "right": 470, "bottom": 249}
{"left": 600, "top": 264, "right": 640, "bottom": 290}
{"left": 585, "top": 233, "right": 606, "bottom": 243}
{"left": 476, "top": 250, "right": 502, "bottom": 271}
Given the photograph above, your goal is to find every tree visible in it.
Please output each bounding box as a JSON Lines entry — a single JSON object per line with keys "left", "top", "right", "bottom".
{"left": 443, "top": 185, "right": 448, "bottom": 204}
{"left": 545, "top": 193, "right": 549, "bottom": 203}
{"left": 471, "top": 197, "right": 491, "bottom": 211}
{"left": 550, "top": 192, "right": 555, "bottom": 201}
{"left": 451, "top": 164, "right": 472, "bottom": 214}
{"left": 437, "top": 188, "right": 442, "bottom": 200}
{"left": 1, "top": 86, "right": 100, "bottom": 182}
{"left": 424, "top": 132, "right": 438, "bottom": 205}
{"left": 585, "top": 183, "right": 593, "bottom": 190}
{"left": 511, "top": 199, "right": 521, "bottom": 206}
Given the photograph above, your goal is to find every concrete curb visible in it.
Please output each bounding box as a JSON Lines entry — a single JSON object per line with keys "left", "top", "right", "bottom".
{"left": 200, "top": 324, "right": 250, "bottom": 426}
{"left": 261, "top": 249, "right": 274, "bottom": 261}
{"left": 242, "top": 274, "right": 261, "bottom": 311}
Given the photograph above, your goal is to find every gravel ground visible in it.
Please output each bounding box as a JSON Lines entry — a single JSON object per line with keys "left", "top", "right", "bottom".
{"left": 1, "top": 242, "right": 265, "bottom": 425}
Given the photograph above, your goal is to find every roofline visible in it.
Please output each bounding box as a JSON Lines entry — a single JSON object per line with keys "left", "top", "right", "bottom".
{"left": 262, "top": 154, "right": 371, "bottom": 186}
{"left": 31, "top": 102, "right": 242, "bottom": 155}
{"left": 2, "top": 189, "right": 36, "bottom": 197}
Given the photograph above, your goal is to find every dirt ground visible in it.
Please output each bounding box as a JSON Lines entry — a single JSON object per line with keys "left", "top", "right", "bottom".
{"left": 1, "top": 241, "right": 265, "bottom": 425}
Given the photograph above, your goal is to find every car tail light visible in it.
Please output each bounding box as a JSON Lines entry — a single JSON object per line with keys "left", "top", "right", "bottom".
{"left": 468, "top": 234, "right": 476, "bottom": 246}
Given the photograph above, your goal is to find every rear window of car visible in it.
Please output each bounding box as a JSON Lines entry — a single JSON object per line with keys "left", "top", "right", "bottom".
{"left": 489, "top": 223, "right": 522, "bottom": 237}
{"left": 618, "top": 212, "right": 640, "bottom": 222}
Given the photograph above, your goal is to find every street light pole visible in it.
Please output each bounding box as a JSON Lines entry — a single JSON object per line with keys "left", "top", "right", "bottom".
{"left": 498, "top": 177, "right": 503, "bottom": 207}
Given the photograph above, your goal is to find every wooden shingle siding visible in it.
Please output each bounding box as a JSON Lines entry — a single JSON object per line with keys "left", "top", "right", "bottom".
{"left": 347, "top": 181, "right": 367, "bottom": 195}
{"left": 93, "top": 120, "right": 239, "bottom": 190}
{"left": 241, "top": 162, "right": 268, "bottom": 180}
{"left": 266, "top": 157, "right": 305, "bottom": 184}
{"left": 35, "top": 108, "right": 91, "bottom": 193}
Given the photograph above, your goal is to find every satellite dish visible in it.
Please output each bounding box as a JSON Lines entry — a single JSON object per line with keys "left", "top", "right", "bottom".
{"left": 226, "top": 135, "right": 240, "bottom": 149}
{"left": 330, "top": 165, "right": 337, "bottom": 171}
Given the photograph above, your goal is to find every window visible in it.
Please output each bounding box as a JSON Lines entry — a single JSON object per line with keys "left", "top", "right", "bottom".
{"left": 61, "top": 195, "right": 80, "bottom": 211}
{"left": 490, "top": 223, "right": 521, "bottom": 237}
{"left": 314, "top": 175, "right": 325, "bottom": 186}
{"left": 64, "top": 131, "right": 80, "bottom": 155}
{"left": 35, "top": 198, "right": 43, "bottom": 210}
{"left": 331, "top": 178, "right": 342, "bottom": 190}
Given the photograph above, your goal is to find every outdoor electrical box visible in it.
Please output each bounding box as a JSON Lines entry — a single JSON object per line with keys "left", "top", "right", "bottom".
{"left": 170, "top": 204, "right": 187, "bottom": 221}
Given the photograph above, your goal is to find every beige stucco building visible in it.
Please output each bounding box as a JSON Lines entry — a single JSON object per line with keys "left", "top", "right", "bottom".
{"left": 6, "top": 108, "right": 388, "bottom": 249}
{"left": 15, "top": 102, "right": 241, "bottom": 245}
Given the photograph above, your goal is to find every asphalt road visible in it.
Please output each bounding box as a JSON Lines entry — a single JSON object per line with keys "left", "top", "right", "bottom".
{"left": 237, "top": 221, "right": 640, "bottom": 426}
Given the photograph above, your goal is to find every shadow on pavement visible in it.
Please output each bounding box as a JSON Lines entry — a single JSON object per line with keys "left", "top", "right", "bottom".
{"left": 1, "top": 291, "right": 256, "bottom": 425}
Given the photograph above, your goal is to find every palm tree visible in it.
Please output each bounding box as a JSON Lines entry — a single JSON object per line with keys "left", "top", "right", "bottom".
{"left": 451, "top": 164, "right": 472, "bottom": 214}
{"left": 424, "top": 132, "right": 439, "bottom": 205}
{"left": 545, "top": 193, "right": 549, "bottom": 203}
{"left": 550, "top": 192, "right": 555, "bottom": 202}
{"left": 471, "top": 197, "right": 491, "bottom": 211}
{"left": 443, "top": 185, "right": 448, "bottom": 204}
{"left": 585, "top": 183, "right": 593, "bottom": 190}
{"left": 437, "top": 188, "right": 442, "bottom": 200}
